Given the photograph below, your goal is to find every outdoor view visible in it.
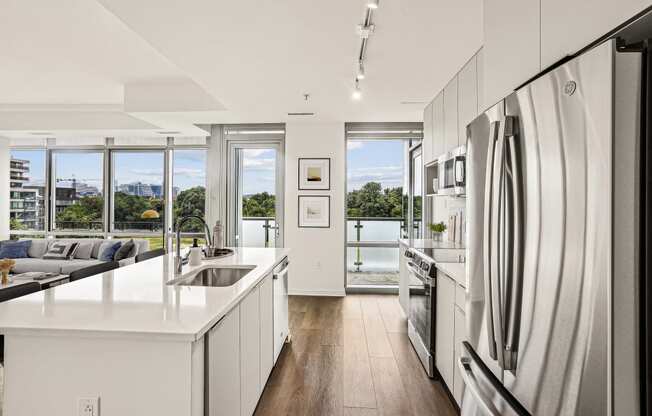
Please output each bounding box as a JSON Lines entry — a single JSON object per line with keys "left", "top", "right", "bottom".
{"left": 240, "top": 148, "right": 277, "bottom": 247}
{"left": 347, "top": 139, "right": 409, "bottom": 286}
{"left": 9, "top": 148, "right": 207, "bottom": 250}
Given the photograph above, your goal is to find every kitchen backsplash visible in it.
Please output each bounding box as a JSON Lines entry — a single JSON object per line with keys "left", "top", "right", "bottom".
{"left": 430, "top": 196, "right": 466, "bottom": 246}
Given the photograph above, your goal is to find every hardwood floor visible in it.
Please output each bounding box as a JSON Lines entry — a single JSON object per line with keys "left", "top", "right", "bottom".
{"left": 255, "top": 295, "right": 458, "bottom": 416}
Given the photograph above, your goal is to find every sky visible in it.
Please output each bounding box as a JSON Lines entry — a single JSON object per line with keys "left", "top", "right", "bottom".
{"left": 11, "top": 149, "right": 207, "bottom": 192}
{"left": 11, "top": 142, "right": 405, "bottom": 196}
{"left": 242, "top": 148, "right": 276, "bottom": 195}
{"left": 347, "top": 140, "right": 405, "bottom": 192}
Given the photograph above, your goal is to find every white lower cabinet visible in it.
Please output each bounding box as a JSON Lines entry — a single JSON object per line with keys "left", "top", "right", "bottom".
{"left": 435, "top": 272, "right": 455, "bottom": 388}
{"left": 206, "top": 267, "right": 287, "bottom": 416}
{"left": 436, "top": 270, "right": 468, "bottom": 406}
{"left": 207, "top": 305, "right": 241, "bottom": 416}
{"left": 453, "top": 303, "right": 466, "bottom": 404}
{"left": 240, "top": 284, "right": 261, "bottom": 416}
{"left": 259, "top": 274, "right": 274, "bottom": 385}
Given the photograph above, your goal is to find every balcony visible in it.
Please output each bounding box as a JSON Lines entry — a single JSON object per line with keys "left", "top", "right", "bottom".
{"left": 242, "top": 217, "right": 276, "bottom": 247}
{"left": 346, "top": 217, "right": 421, "bottom": 286}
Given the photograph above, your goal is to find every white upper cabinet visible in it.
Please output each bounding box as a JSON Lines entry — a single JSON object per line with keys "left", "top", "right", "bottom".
{"left": 541, "top": 0, "right": 651, "bottom": 68}
{"left": 458, "top": 54, "right": 479, "bottom": 146}
{"left": 482, "top": 0, "right": 540, "bottom": 109}
{"left": 423, "top": 101, "right": 434, "bottom": 164}
{"left": 476, "top": 47, "right": 485, "bottom": 113}
{"left": 432, "top": 92, "right": 445, "bottom": 159}
{"left": 443, "top": 76, "right": 459, "bottom": 152}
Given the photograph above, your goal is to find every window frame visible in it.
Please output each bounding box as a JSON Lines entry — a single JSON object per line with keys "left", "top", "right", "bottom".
{"left": 9, "top": 138, "right": 209, "bottom": 250}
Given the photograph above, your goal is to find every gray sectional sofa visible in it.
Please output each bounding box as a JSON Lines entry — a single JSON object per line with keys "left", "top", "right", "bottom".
{"left": 7, "top": 238, "right": 150, "bottom": 275}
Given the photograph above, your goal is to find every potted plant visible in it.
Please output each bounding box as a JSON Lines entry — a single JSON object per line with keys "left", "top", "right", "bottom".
{"left": 428, "top": 222, "right": 447, "bottom": 241}
{"left": 0, "top": 259, "right": 16, "bottom": 285}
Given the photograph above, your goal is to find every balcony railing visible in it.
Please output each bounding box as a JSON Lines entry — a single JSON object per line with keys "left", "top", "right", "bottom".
{"left": 242, "top": 217, "right": 276, "bottom": 247}
{"left": 346, "top": 217, "right": 422, "bottom": 286}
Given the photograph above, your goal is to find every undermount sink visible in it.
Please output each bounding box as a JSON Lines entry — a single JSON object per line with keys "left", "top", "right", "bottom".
{"left": 175, "top": 266, "right": 255, "bottom": 287}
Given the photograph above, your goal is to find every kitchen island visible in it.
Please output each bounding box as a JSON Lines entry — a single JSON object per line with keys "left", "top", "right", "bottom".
{"left": 0, "top": 247, "right": 289, "bottom": 416}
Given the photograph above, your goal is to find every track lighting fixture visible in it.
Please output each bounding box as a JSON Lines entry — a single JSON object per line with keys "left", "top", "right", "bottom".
{"left": 352, "top": 80, "right": 362, "bottom": 100}
{"left": 356, "top": 62, "right": 366, "bottom": 80}
{"left": 367, "top": 0, "right": 379, "bottom": 9}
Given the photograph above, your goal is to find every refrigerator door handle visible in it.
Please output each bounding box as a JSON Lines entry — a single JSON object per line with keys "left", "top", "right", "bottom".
{"left": 491, "top": 124, "right": 507, "bottom": 368}
{"left": 503, "top": 116, "right": 522, "bottom": 370}
{"left": 458, "top": 357, "right": 501, "bottom": 416}
{"left": 483, "top": 120, "right": 500, "bottom": 360}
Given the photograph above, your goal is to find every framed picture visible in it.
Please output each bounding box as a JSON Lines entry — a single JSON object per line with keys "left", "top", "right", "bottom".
{"left": 298, "top": 195, "right": 330, "bottom": 228}
{"left": 298, "top": 158, "right": 330, "bottom": 190}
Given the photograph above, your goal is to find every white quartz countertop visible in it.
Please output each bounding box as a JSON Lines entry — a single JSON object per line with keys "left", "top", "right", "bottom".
{"left": 435, "top": 262, "right": 466, "bottom": 287}
{"left": 0, "top": 248, "right": 289, "bottom": 342}
{"left": 398, "top": 238, "right": 465, "bottom": 250}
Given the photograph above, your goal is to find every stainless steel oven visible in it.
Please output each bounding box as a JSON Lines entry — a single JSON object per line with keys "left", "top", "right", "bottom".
{"left": 437, "top": 145, "right": 466, "bottom": 196}
{"left": 405, "top": 248, "right": 437, "bottom": 378}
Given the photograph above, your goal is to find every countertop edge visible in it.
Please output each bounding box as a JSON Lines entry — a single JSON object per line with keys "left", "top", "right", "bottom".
{"left": 0, "top": 249, "right": 291, "bottom": 342}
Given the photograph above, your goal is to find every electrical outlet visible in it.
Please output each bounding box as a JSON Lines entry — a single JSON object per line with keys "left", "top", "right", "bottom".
{"left": 77, "top": 397, "right": 99, "bottom": 416}
{"left": 315, "top": 261, "right": 321, "bottom": 270}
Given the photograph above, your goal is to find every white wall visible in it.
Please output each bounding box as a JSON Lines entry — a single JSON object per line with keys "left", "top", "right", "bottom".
{"left": 0, "top": 138, "right": 9, "bottom": 240}
{"left": 284, "top": 122, "right": 345, "bottom": 296}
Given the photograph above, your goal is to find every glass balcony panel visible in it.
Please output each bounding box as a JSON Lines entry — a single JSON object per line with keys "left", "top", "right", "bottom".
{"left": 346, "top": 246, "right": 400, "bottom": 286}
{"left": 242, "top": 217, "right": 276, "bottom": 248}
{"left": 346, "top": 218, "right": 404, "bottom": 242}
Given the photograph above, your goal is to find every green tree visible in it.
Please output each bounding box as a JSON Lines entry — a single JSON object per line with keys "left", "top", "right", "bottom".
{"left": 173, "top": 186, "right": 206, "bottom": 232}
{"left": 56, "top": 195, "right": 104, "bottom": 229}
{"left": 9, "top": 218, "right": 25, "bottom": 231}
{"left": 242, "top": 192, "right": 275, "bottom": 217}
{"left": 346, "top": 182, "right": 404, "bottom": 218}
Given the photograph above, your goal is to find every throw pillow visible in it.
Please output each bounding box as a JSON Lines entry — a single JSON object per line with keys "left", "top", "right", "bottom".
{"left": 43, "top": 241, "right": 79, "bottom": 260}
{"left": 114, "top": 239, "right": 136, "bottom": 261}
{"left": 98, "top": 241, "right": 122, "bottom": 262}
{"left": 0, "top": 240, "right": 31, "bottom": 259}
{"left": 74, "top": 240, "right": 94, "bottom": 260}
{"left": 27, "top": 239, "right": 50, "bottom": 258}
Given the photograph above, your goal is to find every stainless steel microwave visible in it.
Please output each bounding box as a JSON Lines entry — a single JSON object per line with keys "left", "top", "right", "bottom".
{"left": 437, "top": 145, "right": 466, "bottom": 196}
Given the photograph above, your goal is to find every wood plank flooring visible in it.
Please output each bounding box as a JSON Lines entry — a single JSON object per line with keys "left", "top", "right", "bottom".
{"left": 255, "top": 295, "right": 458, "bottom": 416}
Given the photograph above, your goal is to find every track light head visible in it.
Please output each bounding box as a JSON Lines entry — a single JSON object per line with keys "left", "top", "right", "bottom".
{"left": 352, "top": 80, "right": 362, "bottom": 100}
{"left": 367, "top": 0, "right": 379, "bottom": 9}
{"left": 356, "top": 62, "right": 366, "bottom": 80}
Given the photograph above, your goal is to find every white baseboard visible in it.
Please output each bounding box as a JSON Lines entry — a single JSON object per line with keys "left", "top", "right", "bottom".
{"left": 288, "top": 288, "right": 346, "bottom": 297}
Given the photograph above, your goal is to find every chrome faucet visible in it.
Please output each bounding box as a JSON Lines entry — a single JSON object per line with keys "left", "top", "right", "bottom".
{"left": 174, "top": 215, "right": 213, "bottom": 275}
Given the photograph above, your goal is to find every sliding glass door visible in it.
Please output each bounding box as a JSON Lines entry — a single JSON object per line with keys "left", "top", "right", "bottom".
{"left": 227, "top": 143, "right": 284, "bottom": 248}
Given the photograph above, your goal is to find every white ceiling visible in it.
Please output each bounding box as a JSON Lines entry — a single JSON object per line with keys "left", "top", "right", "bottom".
{"left": 0, "top": 0, "right": 482, "bottom": 138}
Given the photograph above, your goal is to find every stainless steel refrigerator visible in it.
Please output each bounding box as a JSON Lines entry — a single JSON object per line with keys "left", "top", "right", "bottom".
{"left": 462, "top": 39, "right": 642, "bottom": 415}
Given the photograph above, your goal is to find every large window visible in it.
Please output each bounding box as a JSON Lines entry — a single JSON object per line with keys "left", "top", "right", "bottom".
{"left": 240, "top": 148, "right": 278, "bottom": 248}
{"left": 111, "top": 151, "right": 165, "bottom": 233}
{"left": 52, "top": 151, "right": 104, "bottom": 232}
{"left": 8, "top": 141, "right": 209, "bottom": 249}
{"left": 347, "top": 140, "right": 406, "bottom": 287}
{"left": 345, "top": 122, "right": 422, "bottom": 289}
{"left": 173, "top": 149, "right": 207, "bottom": 248}
{"left": 9, "top": 149, "right": 46, "bottom": 232}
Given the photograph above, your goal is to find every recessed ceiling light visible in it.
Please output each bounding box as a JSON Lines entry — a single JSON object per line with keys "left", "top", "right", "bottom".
{"left": 367, "top": 0, "right": 379, "bottom": 9}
